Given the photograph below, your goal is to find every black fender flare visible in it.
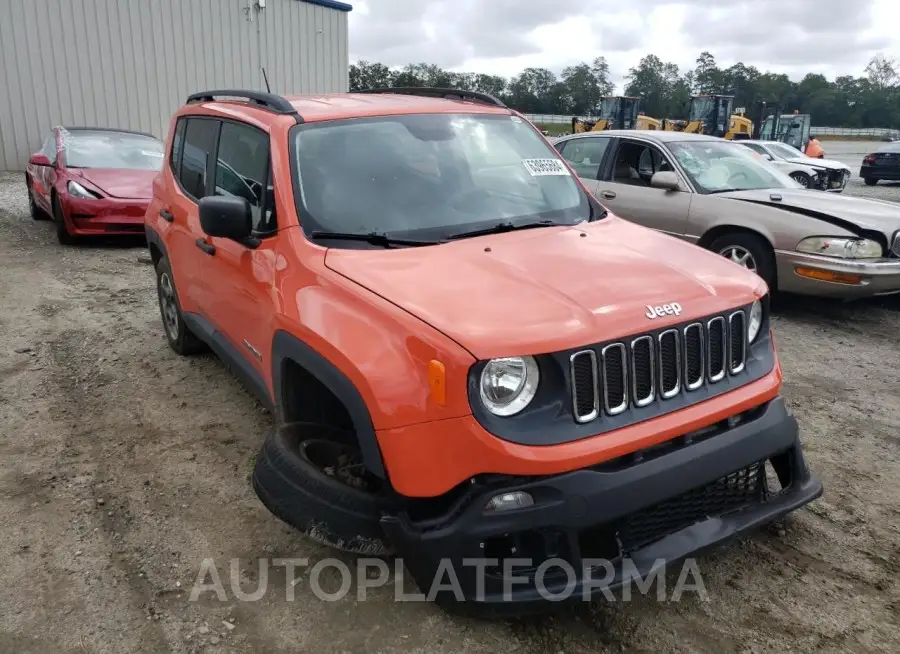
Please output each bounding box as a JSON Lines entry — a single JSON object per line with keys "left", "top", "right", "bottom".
{"left": 271, "top": 330, "right": 387, "bottom": 479}
{"left": 145, "top": 224, "right": 168, "bottom": 260}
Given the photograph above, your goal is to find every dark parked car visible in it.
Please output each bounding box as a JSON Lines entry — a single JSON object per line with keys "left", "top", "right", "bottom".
{"left": 860, "top": 142, "right": 900, "bottom": 186}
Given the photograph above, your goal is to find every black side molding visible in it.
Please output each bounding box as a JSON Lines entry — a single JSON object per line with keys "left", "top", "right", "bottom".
{"left": 183, "top": 312, "right": 275, "bottom": 412}
{"left": 271, "top": 330, "right": 387, "bottom": 479}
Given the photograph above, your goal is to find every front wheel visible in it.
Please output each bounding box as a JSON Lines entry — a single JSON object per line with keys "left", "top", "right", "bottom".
{"left": 252, "top": 423, "right": 394, "bottom": 555}
{"left": 790, "top": 172, "right": 811, "bottom": 188}
{"left": 710, "top": 232, "right": 776, "bottom": 290}
{"left": 27, "top": 179, "right": 48, "bottom": 221}
{"left": 52, "top": 195, "right": 75, "bottom": 245}
{"left": 864, "top": 178, "right": 878, "bottom": 186}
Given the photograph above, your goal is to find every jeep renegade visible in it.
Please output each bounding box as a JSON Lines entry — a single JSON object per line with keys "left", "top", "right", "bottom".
{"left": 145, "top": 88, "right": 822, "bottom": 611}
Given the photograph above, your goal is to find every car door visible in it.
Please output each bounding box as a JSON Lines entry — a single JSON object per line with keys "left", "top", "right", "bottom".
{"left": 166, "top": 116, "right": 220, "bottom": 318}
{"left": 202, "top": 119, "right": 279, "bottom": 383}
{"left": 555, "top": 136, "right": 613, "bottom": 195}
{"left": 594, "top": 138, "right": 693, "bottom": 237}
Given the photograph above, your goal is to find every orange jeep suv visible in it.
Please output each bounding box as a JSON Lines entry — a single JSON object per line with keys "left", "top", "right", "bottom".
{"left": 145, "top": 88, "right": 822, "bottom": 611}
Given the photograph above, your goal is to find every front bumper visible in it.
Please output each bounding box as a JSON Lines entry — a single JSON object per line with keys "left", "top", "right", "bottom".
{"left": 63, "top": 195, "right": 149, "bottom": 236}
{"left": 380, "top": 396, "right": 822, "bottom": 613}
{"left": 775, "top": 250, "right": 900, "bottom": 298}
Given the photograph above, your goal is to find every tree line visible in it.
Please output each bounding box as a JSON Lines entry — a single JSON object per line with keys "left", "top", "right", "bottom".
{"left": 349, "top": 52, "right": 900, "bottom": 128}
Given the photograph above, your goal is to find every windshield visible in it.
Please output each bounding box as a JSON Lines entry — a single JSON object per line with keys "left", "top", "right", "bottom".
{"left": 62, "top": 130, "right": 164, "bottom": 170}
{"left": 689, "top": 97, "right": 714, "bottom": 123}
{"left": 669, "top": 141, "right": 803, "bottom": 194}
{"left": 291, "top": 113, "right": 590, "bottom": 240}
{"left": 768, "top": 143, "right": 804, "bottom": 159}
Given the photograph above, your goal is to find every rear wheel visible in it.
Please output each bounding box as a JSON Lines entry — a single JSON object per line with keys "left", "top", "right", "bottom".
{"left": 710, "top": 232, "right": 776, "bottom": 290}
{"left": 252, "top": 422, "right": 394, "bottom": 555}
{"left": 790, "top": 172, "right": 811, "bottom": 188}
{"left": 155, "top": 256, "right": 206, "bottom": 355}
{"left": 864, "top": 178, "right": 878, "bottom": 186}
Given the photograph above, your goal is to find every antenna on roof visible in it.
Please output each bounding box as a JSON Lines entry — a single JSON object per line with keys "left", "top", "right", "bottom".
{"left": 261, "top": 67, "right": 271, "bottom": 93}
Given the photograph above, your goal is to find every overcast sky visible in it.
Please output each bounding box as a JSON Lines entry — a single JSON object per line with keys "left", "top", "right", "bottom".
{"left": 347, "top": 0, "right": 899, "bottom": 91}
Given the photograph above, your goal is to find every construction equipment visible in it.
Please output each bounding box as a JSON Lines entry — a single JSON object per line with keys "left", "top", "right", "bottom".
{"left": 571, "top": 95, "right": 642, "bottom": 133}
{"left": 754, "top": 103, "right": 812, "bottom": 151}
{"left": 726, "top": 110, "right": 753, "bottom": 140}
{"left": 636, "top": 113, "right": 661, "bottom": 130}
{"left": 661, "top": 95, "right": 739, "bottom": 137}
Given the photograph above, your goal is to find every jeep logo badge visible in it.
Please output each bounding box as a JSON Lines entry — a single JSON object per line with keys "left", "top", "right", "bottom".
{"left": 645, "top": 303, "right": 682, "bottom": 319}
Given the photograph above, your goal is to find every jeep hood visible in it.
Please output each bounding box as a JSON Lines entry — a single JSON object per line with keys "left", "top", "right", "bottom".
{"left": 784, "top": 157, "right": 848, "bottom": 171}
{"left": 324, "top": 218, "right": 766, "bottom": 359}
{"left": 721, "top": 188, "right": 900, "bottom": 235}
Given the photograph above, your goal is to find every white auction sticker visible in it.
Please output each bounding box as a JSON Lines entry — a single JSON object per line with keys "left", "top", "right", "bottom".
{"left": 522, "top": 158, "right": 571, "bottom": 176}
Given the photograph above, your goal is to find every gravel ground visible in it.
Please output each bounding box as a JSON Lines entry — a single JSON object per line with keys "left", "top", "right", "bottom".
{"left": 1, "top": 157, "right": 899, "bottom": 654}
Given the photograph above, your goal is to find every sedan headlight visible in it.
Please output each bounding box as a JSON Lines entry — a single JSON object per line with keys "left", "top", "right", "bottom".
{"left": 796, "top": 236, "right": 882, "bottom": 259}
{"left": 67, "top": 180, "right": 101, "bottom": 200}
{"left": 479, "top": 356, "right": 540, "bottom": 417}
{"left": 748, "top": 299, "right": 763, "bottom": 343}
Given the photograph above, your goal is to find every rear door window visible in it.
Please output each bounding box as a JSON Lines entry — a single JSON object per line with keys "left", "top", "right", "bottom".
{"left": 179, "top": 118, "right": 220, "bottom": 200}
{"left": 558, "top": 137, "right": 611, "bottom": 180}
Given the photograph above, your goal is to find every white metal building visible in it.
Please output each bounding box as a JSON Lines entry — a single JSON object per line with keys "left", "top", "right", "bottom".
{"left": 0, "top": 0, "right": 352, "bottom": 170}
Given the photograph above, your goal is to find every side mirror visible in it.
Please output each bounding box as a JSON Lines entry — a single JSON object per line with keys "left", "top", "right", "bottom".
{"left": 199, "top": 195, "right": 252, "bottom": 241}
{"left": 764, "top": 154, "right": 774, "bottom": 161}
{"left": 29, "top": 152, "right": 52, "bottom": 167}
{"left": 650, "top": 171, "right": 680, "bottom": 191}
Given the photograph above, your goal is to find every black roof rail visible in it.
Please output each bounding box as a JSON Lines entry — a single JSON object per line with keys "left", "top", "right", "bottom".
{"left": 354, "top": 87, "right": 508, "bottom": 109}
{"left": 186, "top": 90, "right": 299, "bottom": 116}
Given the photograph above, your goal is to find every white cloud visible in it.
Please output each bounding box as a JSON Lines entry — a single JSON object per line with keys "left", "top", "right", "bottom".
{"left": 348, "top": 0, "right": 900, "bottom": 91}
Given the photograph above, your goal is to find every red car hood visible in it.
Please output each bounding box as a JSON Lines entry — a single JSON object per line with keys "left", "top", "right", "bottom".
{"left": 324, "top": 217, "right": 767, "bottom": 359}
{"left": 72, "top": 169, "right": 157, "bottom": 199}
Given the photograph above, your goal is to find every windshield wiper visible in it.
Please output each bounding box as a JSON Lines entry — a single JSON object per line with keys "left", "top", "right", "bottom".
{"left": 309, "top": 230, "right": 440, "bottom": 247}
{"left": 446, "top": 220, "right": 560, "bottom": 241}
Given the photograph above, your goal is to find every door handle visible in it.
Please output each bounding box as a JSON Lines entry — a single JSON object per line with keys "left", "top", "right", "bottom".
{"left": 195, "top": 239, "right": 216, "bottom": 256}
{"left": 160, "top": 209, "right": 174, "bottom": 222}
{"left": 600, "top": 190, "right": 616, "bottom": 199}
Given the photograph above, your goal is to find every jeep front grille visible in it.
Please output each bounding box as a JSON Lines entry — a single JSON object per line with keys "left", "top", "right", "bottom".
{"left": 569, "top": 309, "right": 749, "bottom": 423}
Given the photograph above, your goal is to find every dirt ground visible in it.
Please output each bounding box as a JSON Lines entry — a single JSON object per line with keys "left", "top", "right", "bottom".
{"left": 1, "top": 156, "right": 899, "bottom": 653}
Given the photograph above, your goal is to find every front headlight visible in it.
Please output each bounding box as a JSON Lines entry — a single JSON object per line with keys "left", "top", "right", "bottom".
{"left": 479, "top": 356, "right": 540, "bottom": 417}
{"left": 796, "top": 236, "right": 882, "bottom": 259}
{"left": 748, "top": 299, "right": 763, "bottom": 343}
{"left": 68, "top": 180, "right": 101, "bottom": 200}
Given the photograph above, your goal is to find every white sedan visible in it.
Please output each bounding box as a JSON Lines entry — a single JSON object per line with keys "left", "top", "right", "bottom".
{"left": 737, "top": 140, "right": 851, "bottom": 192}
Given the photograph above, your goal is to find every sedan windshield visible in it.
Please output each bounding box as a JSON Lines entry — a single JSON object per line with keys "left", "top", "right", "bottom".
{"left": 768, "top": 143, "right": 804, "bottom": 159}
{"left": 62, "top": 130, "right": 164, "bottom": 170}
{"left": 669, "top": 141, "right": 802, "bottom": 194}
{"left": 290, "top": 113, "right": 590, "bottom": 240}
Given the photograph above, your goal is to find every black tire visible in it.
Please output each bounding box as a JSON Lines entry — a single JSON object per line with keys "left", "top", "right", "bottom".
{"left": 52, "top": 194, "right": 75, "bottom": 245}
{"left": 252, "top": 422, "right": 394, "bottom": 555}
{"left": 709, "top": 232, "right": 776, "bottom": 291}
{"left": 790, "top": 172, "right": 811, "bottom": 188}
{"left": 864, "top": 178, "right": 878, "bottom": 186}
{"left": 154, "top": 256, "right": 206, "bottom": 355}
{"left": 27, "top": 178, "right": 48, "bottom": 221}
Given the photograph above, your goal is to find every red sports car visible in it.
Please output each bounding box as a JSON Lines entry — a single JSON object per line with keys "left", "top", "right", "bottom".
{"left": 26, "top": 126, "right": 164, "bottom": 244}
